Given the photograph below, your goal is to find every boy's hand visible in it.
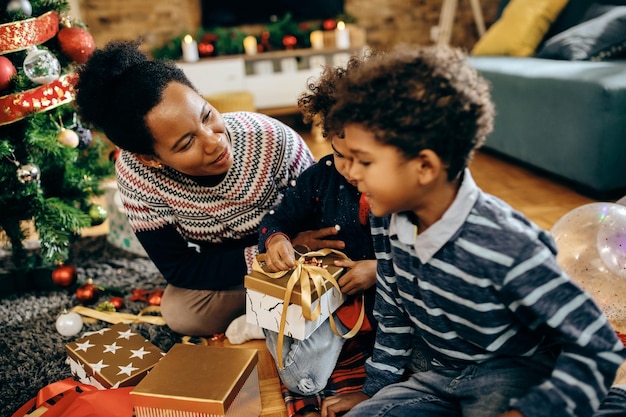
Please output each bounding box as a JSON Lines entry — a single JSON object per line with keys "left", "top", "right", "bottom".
{"left": 292, "top": 226, "right": 345, "bottom": 251}
{"left": 335, "top": 259, "right": 377, "bottom": 295}
{"left": 265, "top": 234, "right": 297, "bottom": 272}
{"left": 321, "top": 392, "right": 369, "bottom": 417}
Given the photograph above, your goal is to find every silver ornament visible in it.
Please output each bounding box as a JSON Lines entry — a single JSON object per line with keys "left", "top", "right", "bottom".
{"left": 17, "top": 163, "right": 40, "bottom": 184}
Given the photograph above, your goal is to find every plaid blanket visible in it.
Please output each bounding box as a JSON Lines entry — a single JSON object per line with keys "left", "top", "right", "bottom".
{"left": 282, "top": 329, "right": 376, "bottom": 416}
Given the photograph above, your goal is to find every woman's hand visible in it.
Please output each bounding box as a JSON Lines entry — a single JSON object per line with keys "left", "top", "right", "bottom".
{"left": 292, "top": 226, "right": 345, "bottom": 252}
{"left": 334, "top": 259, "right": 376, "bottom": 295}
{"left": 321, "top": 392, "right": 369, "bottom": 417}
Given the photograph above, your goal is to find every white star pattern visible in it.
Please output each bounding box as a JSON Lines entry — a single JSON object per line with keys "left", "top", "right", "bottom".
{"left": 129, "top": 347, "right": 151, "bottom": 359}
{"left": 90, "top": 360, "right": 110, "bottom": 373}
{"left": 117, "top": 329, "right": 135, "bottom": 340}
{"left": 74, "top": 340, "right": 95, "bottom": 352}
{"left": 117, "top": 362, "right": 139, "bottom": 376}
{"left": 103, "top": 342, "right": 123, "bottom": 354}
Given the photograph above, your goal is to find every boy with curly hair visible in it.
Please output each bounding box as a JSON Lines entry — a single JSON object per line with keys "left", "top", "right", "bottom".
{"left": 319, "top": 44, "right": 625, "bottom": 417}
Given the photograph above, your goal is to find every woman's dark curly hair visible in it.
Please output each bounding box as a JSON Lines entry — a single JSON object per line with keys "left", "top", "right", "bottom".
{"left": 328, "top": 44, "right": 495, "bottom": 181}
{"left": 75, "top": 40, "right": 195, "bottom": 155}
{"left": 298, "top": 52, "right": 370, "bottom": 139}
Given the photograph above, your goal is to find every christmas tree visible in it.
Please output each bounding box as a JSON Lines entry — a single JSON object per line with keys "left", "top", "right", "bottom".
{"left": 0, "top": 0, "right": 113, "bottom": 274}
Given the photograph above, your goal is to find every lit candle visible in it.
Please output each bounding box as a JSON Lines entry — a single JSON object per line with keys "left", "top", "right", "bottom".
{"left": 181, "top": 35, "right": 199, "bottom": 62}
{"left": 243, "top": 36, "right": 258, "bottom": 56}
{"left": 310, "top": 30, "right": 324, "bottom": 50}
{"left": 335, "top": 21, "right": 350, "bottom": 49}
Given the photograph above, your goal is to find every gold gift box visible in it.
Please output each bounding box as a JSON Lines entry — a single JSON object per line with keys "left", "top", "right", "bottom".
{"left": 130, "top": 344, "right": 261, "bottom": 417}
{"left": 244, "top": 251, "right": 346, "bottom": 305}
{"left": 65, "top": 322, "right": 164, "bottom": 389}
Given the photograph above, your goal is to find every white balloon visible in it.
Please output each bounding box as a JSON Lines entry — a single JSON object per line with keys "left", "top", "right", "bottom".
{"left": 551, "top": 202, "right": 626, "bottom": 332}
{"left": 55, "top": 310, "right": 83, "bottom": 337}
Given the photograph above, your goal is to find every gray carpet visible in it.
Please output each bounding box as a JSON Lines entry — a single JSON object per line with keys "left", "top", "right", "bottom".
{"left": 0, "top": 236, "right": 181, "bottom": 416}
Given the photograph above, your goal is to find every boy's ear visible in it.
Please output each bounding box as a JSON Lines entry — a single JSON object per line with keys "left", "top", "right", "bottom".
{"left": 413, "top": 149, "right": 445, "bottom": 185}
{"left": 135, "top": 154, "right": 163, "bottom": 169}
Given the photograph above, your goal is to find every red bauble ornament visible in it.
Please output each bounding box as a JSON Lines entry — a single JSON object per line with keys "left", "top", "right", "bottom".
{"left": 147, "top": 289, "right": 164, "bottom": 306}
{"left": 0, "top": 56, "right": 17, "bottom": 91}
{"left": 109, "top": 296, "right": 125, "bottom": 310}
{"left": 51, "top": 263, "right": 78, "bottom": 287}
{"left": 198, "top": 42, "right": 215, "bottom": 57}
{"left": 57, "top": 26, "right": 95, "bottom": 64}
{"left": 76, "top": 278, "right": 99, "bottom": 305}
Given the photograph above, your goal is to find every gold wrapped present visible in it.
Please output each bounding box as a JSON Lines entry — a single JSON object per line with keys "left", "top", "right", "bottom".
{"left": 130, "top": 344, "right": 261, "bottom": 417}
{"left": 65, "top": 323, "right": 164, "bottom": 389}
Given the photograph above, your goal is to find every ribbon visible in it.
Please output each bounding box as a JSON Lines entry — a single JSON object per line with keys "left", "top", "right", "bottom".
{"left": 0, "top": 11, "right": 59, "bottom": 55}
{"left": 11, "top": 377, "right": 133, "bottom": 417}
{"left": 253, "top": 248, "right": 364, "bottom": 368}
{"left": 70, "top": 304, "right": 166, "bottom": 326}
{"left": 0, "top": 73, "right": 79, "bottom": 126}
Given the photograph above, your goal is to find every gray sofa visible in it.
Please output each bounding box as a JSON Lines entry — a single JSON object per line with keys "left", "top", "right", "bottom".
{"left": 468, "top": 56, "right": 626, "bottom": 198}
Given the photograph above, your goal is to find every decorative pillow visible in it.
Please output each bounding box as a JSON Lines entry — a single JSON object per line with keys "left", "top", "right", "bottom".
{"left": 535, "top": 6, "right": 626, "bottom": 60}
{"left": 471, "top": 0, "right": 570, "bottom": 56}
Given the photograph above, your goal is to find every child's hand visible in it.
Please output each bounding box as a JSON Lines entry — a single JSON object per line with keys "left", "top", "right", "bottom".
{"left": 335, "top": 259, "right": 377, "bottom": 295}
{"left": 292, "top": 226, "right": 345, "bottom": 251}
{"left": 321, "top": 392, "right": 369, "bottom": 417}
{"left": 265, "top": 234, "right": 296, "bottom": 272}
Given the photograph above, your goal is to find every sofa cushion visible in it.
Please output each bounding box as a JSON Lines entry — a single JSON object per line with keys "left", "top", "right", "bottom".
{"left": 472, "top": 0, "right": 570, "bottom": 56}
{"left": 536, "top": 6, "right": 626, "bottom": 60}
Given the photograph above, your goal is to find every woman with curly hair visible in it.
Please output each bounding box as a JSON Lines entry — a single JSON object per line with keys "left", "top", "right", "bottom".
{"left": 74, "top": 40, "right": 315, "bottom": 337}
{"left": 319, "top": 44, "right": 625, "bottom": 417}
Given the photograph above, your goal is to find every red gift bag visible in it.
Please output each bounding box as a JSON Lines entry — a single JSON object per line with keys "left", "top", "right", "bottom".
{"left": 11, "top": 378, "right": 133, "bottom": 417}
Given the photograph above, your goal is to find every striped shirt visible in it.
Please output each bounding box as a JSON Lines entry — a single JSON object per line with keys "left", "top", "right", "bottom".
{"left": 115, "top": 112, "right": 315, "bottom": 289}
{"left": 364, "top": 169, "right": 625, "bottom": 417}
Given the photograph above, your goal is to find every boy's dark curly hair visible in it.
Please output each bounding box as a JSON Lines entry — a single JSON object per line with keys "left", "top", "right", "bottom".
{"left": 298, "top": 52, "right": 370, "bottom": 139}
{"left": 74, "top": 40, "right": 195, "bottom": 155}
{"left": 328, "top": 44, "right": 494, "bottom": 181}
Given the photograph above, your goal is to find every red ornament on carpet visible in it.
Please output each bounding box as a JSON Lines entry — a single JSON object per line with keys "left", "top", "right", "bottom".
{"left": 76, "top": 278, "right": 99, "bottom": 305}
{"left": 52, "top": 263, "right": 78, "bottom": 287}
{"left": 147, "top": 289, "right": 164, "bottom": 306}
{"left": 57, "top": 25, "right": 95, "bottom": 64}
{"left": 109, "top": 296, "right": 124, "bottom": 310}
{"left": 0, "top": 56, "right": 17, "bottom": 91}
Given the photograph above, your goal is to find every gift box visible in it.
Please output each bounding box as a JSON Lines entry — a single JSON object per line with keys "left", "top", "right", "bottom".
{"left": 65, "top": 323, "right": 164, "bottom": 389}
{"left": 130, "top": 344, "right": 261, "bottom": 417}
{"left": 245, "top": 249, "right": 346, "bottom": 340}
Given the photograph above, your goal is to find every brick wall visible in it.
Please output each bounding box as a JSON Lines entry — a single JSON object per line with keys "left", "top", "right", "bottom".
{"left": 77, "top": 0, "right": 501, "bottom": 53}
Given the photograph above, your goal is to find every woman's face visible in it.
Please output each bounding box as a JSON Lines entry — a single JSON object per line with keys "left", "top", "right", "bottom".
{"left": 143, "top": 82, "right": 233, "bottom": 176}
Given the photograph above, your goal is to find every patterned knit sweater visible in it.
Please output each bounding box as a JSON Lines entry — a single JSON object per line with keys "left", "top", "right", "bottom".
{"left": 115, "top": 112, "right": 315, "bottom": 290}
{"left": 363, "top": 170, "right": 625, "bottom": 417}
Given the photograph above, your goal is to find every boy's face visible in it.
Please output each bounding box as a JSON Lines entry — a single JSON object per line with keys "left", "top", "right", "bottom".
{"left": 344, "top": 124, "right": 421, "bottom": 217}
{"left": 330, "top": 136, "right": 358, "bottom": 187}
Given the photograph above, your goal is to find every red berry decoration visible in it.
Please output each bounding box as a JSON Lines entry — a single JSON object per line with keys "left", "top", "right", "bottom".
{"left": 51, "top": 263, "right": 78, "bottom": 287}
{"left": 109, "top": 296, "right": 125, "bottom": 310}
{"left": 76, "top": 278, "right": 99, "bottom": 305}
{"left": 0, "top": 56, "right": 17, "bottom": 91}
{"left": 57, "top": 25, "right": 95, "bottom": 64}
{"left": 323, "top": 18, "right": 337, "bottom": 31}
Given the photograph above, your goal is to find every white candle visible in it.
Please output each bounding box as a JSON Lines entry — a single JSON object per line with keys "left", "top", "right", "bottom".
{"left": 243, "top": 36, "right": 258, "bottom": 56}
{"left": 181, "top": 35, "right": 199, "bottom": 62}
{"left": 335, "top": 21, "right": 350, "bottom": 49}
{"left": 310, "top": 30, "right": 324, "bottom": 50}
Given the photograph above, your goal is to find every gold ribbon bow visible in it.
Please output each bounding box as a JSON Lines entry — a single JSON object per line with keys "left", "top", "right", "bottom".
{"left": 253, "top": 248, "right": 365, "bottom": 368}
{"left": 70, "top": 305, "right": 166, "bottom": 326}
